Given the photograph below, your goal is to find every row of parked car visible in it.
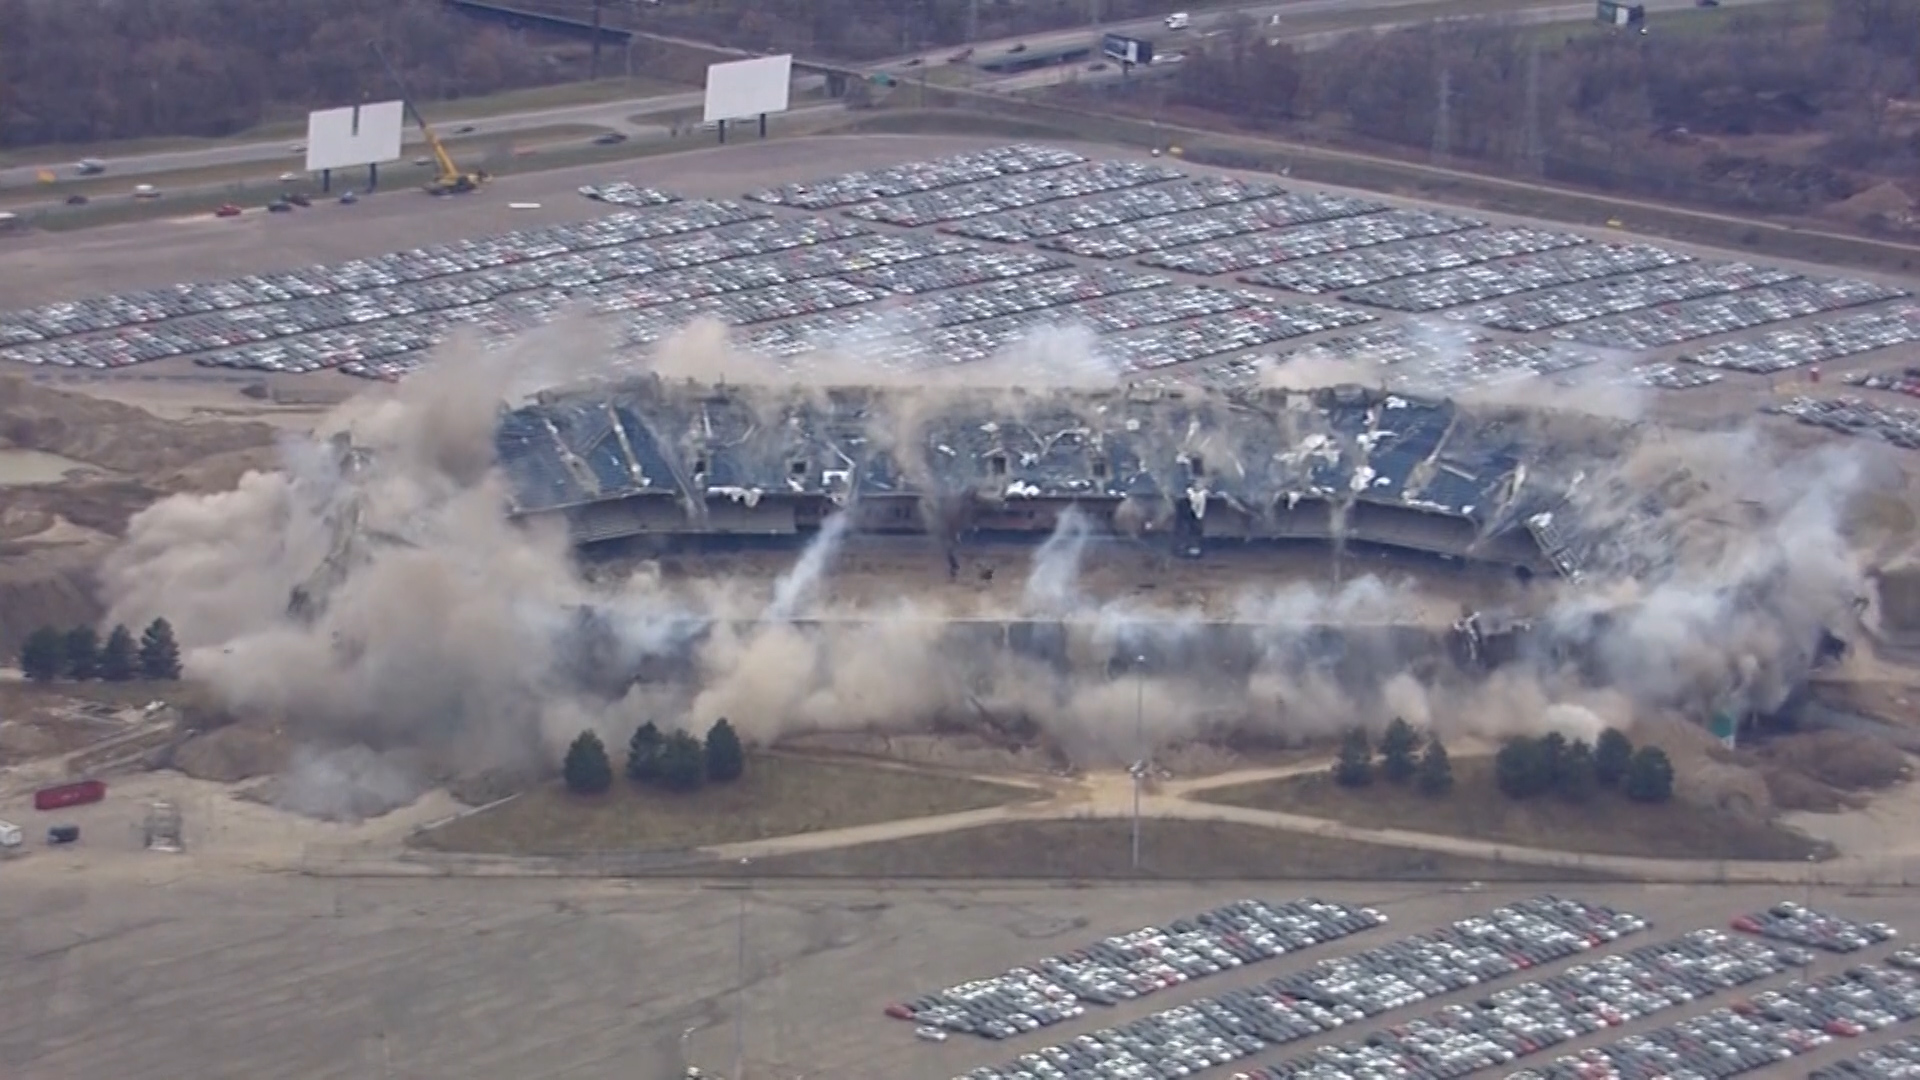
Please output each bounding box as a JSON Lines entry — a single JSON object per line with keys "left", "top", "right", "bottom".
{"left": 890, "top": 899, "right": 1389, "bottom": 1042}
{"left": 577, "top": 182, "right": 680, "bottom": 208}
{"left": 944, "top": 176, "right": 1301, "bottom": 245}
{"left": 1351, "top": 244, "right": 1706, "bottom": 316}
{"left": 1240, "top": 927, "right": 1813, "bottom": 1080}
{"left": 1516, "top": 963, "right": 1920, "bottom": 1080}
{"left": 1033, "top": 193, "right": 1391, "bottom": 262}
{"left": 1687, "top": 304, "right": 1920, "bottom": 375}
{"left": 842, "top": 161, "right": 1187, "bottom": 229}
{"left": 746, "top": 143, "right": 1088, "bottom": 211}
{"left": 1812, "top": 1035, "right": 1920, "bottom": 1080}
{"left": 1240, "top": 228, "right": 1588, "bottom": 297}
{"left": 1731, "top": 902, "right": 1899, "bottom": 954}
{"left": 1549, "top": 277, "right": 1910, "bottom": 352}
{"left": 1766, "top": 396, "right": 1920, "bottom": 450}
{"left": 1136, "top": 210, "right": 1478, "bottom": 278}
{"left": 1451, "top": 261, "right": 1800, "bottom": 333}
{"left": 951, "top": 896, "right": 1650, "bottom": 1080}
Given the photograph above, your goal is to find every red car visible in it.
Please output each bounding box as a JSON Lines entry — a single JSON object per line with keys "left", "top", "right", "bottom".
{"left": 214, "top": 203, "right": 242, "bottom": 217}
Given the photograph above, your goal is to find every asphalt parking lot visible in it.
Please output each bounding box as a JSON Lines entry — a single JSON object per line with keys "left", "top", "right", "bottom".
{"left": 7, "top": 875, "right": 1915, "bottom": 1080}
{"left": 3, "top": 141, "right": 1918, "bottom": 412}
{"left": 940, "top": 900, "right": 1912, "bottom": 1080}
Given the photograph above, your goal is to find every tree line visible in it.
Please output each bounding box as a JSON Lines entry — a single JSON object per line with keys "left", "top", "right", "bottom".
{"left": 563, "top": 718, "right": 745, "bottom": 795}
{"left": 1152, "top": 0, "right": 1920, "bottom": 220}
{"left": 1333, "top": 719, "right": 1674, "bottom": 804}
{"left": 0, "top": 0, "right": 555, "bottom": 148}
{"left": 18, "top": 619, "right": 182, "bottom": 684}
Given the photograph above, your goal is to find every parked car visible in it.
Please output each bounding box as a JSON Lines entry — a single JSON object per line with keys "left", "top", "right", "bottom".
{"left": 214, "top": 204, "right": 242, "bottom": 217}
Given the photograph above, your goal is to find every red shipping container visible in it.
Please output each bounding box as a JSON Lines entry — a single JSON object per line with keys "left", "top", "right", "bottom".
{"left": 33, "top": 779, "right": 106, "bottom": 812}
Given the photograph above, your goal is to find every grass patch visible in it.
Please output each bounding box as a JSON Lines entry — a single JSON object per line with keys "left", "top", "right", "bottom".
{"left": 1194, "top": 757, "right": 1826, "bottom": 862}
{"left": 723, "top": 818, "right": 1623, "bottom": 881}
{"left": 0, "top": 79, "right": 685, "bottom": 169}
{"left": 0, "top": 677, "right": 212, "bottom": 713}
{"left": 413, "top": 752, "right": 1037, "bottom": 855}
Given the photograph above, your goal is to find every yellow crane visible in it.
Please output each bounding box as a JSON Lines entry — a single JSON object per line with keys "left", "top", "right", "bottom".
{"left": 370, "top": 41, "right": 488, "bottom": 196}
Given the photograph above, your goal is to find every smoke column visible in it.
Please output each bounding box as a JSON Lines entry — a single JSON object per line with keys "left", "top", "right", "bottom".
{"left": 95, "top": 316, "right": 1879, "bottom": 816}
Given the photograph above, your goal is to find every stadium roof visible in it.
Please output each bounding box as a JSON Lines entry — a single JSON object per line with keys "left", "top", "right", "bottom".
{"left": 494, "top": 379, "right": 1593, "bottom": 575}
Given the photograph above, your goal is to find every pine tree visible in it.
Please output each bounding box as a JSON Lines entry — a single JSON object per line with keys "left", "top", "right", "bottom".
{"left": 1332, "top": 727, "right": 1373, "bottom": 788}
{"left": 1594, "top": 728, "right": 1634, "bottom": 788}
{"left": 1558, "top": 739, "right": 1599, "bottom": 803}
{"left": 1496, "top": 736, "right": 1552, "bottom": 800}
{"left": 63, "top": 626, "right": 99, "bottom": 681}
{"left": 626, "top": 721, "right": 664, "bottom": 784}
{"left": 138, "top": 618, "right": 182, "bottom": 681}
{"left": 705, "top": 718, "right": 745, "bottom": 783}
{"left": 1379, "top": 717, "right": 1419, "bottom": 784}
{"left": 1416, "top": 734, "right": 1454, "bottom": 797}
{"left": 562, "top": 731, "right": 614, "bottom": 795}
{"left": 658, "top": 730, "right": 707, "bottom": 792}
{"left": 1625, "top": 746, "right": 1676, "bottom": 804}
{"left": 99, "top": 625, "right": 137, "bottom": 682}
{"left": 19, "top": 626, "right": 64, "bottom": 683}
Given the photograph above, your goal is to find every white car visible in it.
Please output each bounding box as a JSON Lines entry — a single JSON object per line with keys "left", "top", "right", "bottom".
{"left": 914, "top": 1025, "right": 948, "bottom": 1042}
{"left": 131, "top": 183, "right": 161, "bottom": 199}
{"left": 1165, "top": 11, "right": 1190, "bottom": 29}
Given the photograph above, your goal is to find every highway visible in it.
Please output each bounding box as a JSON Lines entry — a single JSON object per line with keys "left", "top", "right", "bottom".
{"left": 0, "top": 0, "right": 1768, "bottom": 192}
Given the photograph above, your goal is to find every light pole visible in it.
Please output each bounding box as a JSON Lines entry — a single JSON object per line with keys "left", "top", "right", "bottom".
{"left": 1130, "top": 653, "right": 1147, "bottom": 872}
{"left": 733, "top": 858, "right": 750, "bottom": 1080}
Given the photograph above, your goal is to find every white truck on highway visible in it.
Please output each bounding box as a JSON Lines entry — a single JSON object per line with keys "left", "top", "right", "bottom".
{"left": 0, "top": 820, "right": 22, "bottom": 848}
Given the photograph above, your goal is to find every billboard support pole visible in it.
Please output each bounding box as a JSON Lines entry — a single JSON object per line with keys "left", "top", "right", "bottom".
{"left": 367, "top": 163, "right": 378, "bottom": 192}
{"left": 717, "top": 119, "right": 727, "bottom": 145}
{"left": 322, "top": 169, "right": 332, "bottom": 194}
{"left": 758, "top": 112, "right": 767, "bottom": 139}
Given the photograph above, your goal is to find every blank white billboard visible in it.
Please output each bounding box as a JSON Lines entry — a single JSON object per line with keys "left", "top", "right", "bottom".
{"left": 304, "top": 101, "right": 406, "bottom": 173}
{"left": 703, "top": 55, "right": 793, "bottom": 124}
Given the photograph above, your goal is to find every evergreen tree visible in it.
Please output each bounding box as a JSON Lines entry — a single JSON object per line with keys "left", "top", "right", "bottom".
{"left": 138, "top": 618, "right": 182, "bottom": 681}
{"left": 1332, "top": 727, "right": 1373, "bottom": 788}
{"left": 1594, "top": 728, "right": 1634, "bottom": 788}
{"left": 1495, "top": 736, "right": 1553, "bottom": 800}
{"left": 19, "top": 626, "right": 64, "bottom": 683}
{"left": 705, "top": 718, "right": 745, "bottom": 783}
{"left": 562, "top": 731, "right": 614, "bottom": 795}
{"left": 626, "top": 721, "right": 664, "bottom": 783}
{"left": 1379, "top": 717, "right": 1419, "bottom": 784}
{"left": 99, "top": 625, "right": 137, "bottom": 682}
{"left": 1416, "top": 734, "right": 1454, "bottom": 797}
{"left": 1558, "top": 739, "right": 1599, "bottom": 803}
{"left": 1624, "top": 746, "right": 1676, "bottom": 804}
{"left": 63, "top": 626, "right": 99, "bottom": 681}
{"left": 1539, "top": 731, "right": 1569, "bottom": 784}
{"left": 658, "top": 730, "right": 707, "bottom": 792}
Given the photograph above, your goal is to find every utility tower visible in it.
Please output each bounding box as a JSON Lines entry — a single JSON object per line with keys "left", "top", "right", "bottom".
{"left": 1517, "top": 46, "right": 1545, "bottom": 177}
{"left": 1431, "top": 68, "right": 1453, "bottom": 163}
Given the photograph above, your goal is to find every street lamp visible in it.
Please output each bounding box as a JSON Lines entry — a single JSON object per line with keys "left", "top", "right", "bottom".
{"left": 1130, "top": 653, "right": 1147, "bottom": 872}
{"left": 733, "top": 857, "right": 750, "bottom": 1080}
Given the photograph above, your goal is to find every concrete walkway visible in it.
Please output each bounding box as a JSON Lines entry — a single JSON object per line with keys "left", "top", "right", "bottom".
{"left": 688, "top": 759, "right": 1920, "bottom": 887}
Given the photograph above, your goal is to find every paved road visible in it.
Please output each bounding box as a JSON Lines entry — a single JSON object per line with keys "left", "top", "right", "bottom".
{"left": 0, "top": 0, "right": 1701, "bottom": 191}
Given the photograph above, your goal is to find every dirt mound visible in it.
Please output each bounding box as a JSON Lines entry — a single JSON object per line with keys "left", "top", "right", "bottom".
{"left": 171, "top": 723, "right": 290, "bottom": 783}
{"left": 1827, "top": 180, "right": 1914, "bottom": 225}
{"left": 0, "top": 375, "right": 278, "bottom": 478}
{"left": 1637, "top": 717, "right": 1776, "bottom": 817}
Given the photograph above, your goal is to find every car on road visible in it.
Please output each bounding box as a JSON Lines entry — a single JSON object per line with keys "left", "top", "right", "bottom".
{"left": 278, "top": 172, "right": 301, "bottom": 183}
{"left": 1166, "top": 11, "right": 1191, "bottom": 30}
{"left": 1008, "top": 42, "right": 1027, "bottom": 53}
{"left": 289, "top": 142, "right": 305, "bottom": 155}
{"left": 266, "top": 200, "right": 294, "bottom": 213}
{"left": 214, "top": 203, "right": 242, "bottom": 217}
{"left": 287, "top": 192, "right": 311, "bottom": 207}
{"left": 453, "top": 125, "right": 476, "bottom": 135}
{"left": 948, "top": 47, "right": 973, "bottom": 62}
{"left": 65, "top": 194, "right": 88, "bottom": 205}
{"left": 338, "top": 190, "right": 359, "bottom": 205}
{"left": 132, "top": 184, "right": 161, "bottom": 199}
{"left": 74, "top": 158, "right": 105, "bottom": 176}
{"left": 592, "top": 132, "right": 627, "bottom": 146}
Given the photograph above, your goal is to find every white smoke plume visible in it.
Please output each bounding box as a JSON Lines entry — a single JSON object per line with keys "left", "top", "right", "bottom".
{"left": 96, "top": 314, "right": 1879, "bottom": 816}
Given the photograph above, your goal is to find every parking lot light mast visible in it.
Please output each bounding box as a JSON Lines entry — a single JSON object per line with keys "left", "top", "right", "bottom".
{"left": 1131, "top": 653, "right": 1147, "bottom": 872}
{"left": 733, "top": 857, "right": 750, "bottom": 1080}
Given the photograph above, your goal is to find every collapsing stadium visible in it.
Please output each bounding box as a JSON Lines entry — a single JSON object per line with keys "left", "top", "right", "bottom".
{"left": 494, "top": 378, "right": 1589, "bottom": 579}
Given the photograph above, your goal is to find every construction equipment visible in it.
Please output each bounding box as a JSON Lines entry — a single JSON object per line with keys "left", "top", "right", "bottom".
{"left": 369, "top": 41, "right": 488, "bottom": 196}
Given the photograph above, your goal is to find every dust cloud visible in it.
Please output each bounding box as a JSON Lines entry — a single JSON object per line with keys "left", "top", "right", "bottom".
{"left": 97, "top": 315, "right": 1874, "bottom": 816}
